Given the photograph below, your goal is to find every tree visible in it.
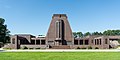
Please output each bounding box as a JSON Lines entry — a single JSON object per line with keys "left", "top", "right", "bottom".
{"left": 77, "top": 32, "right": 83, "bottom": 38}
{"left": 103, "top": 30, "right": 120, "bottom": 36}
{"left": 0, "top": 18, "right": 10, "bottom": 43}
{"left": 73, "top": 32, "right": 77, "bottom": 38}
{"left": 92, "top": 32, "right": 103, "bottom": 35}
{"left": 84, "top": 32, "right": 91, "bottom": 36}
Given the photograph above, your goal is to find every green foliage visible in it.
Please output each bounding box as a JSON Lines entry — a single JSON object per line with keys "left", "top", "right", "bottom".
{"left": 35, "top": 48, "right": 40, "bottom": 49}
{"left": 95, "top": 47, "right": 99, "bottom": 49}
{"left": 73, "top": 32, "right": 83, "bottom": 38}
{"left": 73, "top": 30, "right": 120, "bottom": 38}
{"left": 77, "top": 32, "right": 83, "bottom": 38}
{"left": 84, "top": 32, "right": 91, "bottom": 36}
{"left": 22, "top": 46, "right": 28, "bottom": 49}
{"left": 81, "top": 47, "right": 86, "bottom": 49}
{"left": 0, "top": 18, "right": 5, "bottom": 25}
{"left": 88, "top": 46, "right": 92, "bottom": 49}
{"left": 76, "top": 47, "right": 80, "bottom": 49}
{"left": 92, "top": 32, "right": 103, "bottom": 35}
{"left": 103, "top": 30, "right": 120, "bottom": 36}
{"left": 73, "top": 32, "right": 77, "bottom": 38}
{"left": 0, "top": 18, "right": 10, "bottom": 43}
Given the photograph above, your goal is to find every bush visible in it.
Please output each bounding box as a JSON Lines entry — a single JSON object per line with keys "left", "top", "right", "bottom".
{"left": 88, "top": 46, "right": 92, "bottom": 49}
{"left": 36, "top": 48, "right": 40, "bottom": 49}
{"left": 81, "top": 47, "right": 86, "bottom": 49}
{"left": 29, "top": 48, "right": 34, "bottom": 49}
{"left": 3, "top": 48, "right": 12, "bottom": 50}
{"left": 77, "top": 47, "right": 80, "bottom": 49}
{"left": 22, "top": 46, "right": 28, "bottom": 49}
{"left": 95, "top": 47, "right": 99, "bottom": 49}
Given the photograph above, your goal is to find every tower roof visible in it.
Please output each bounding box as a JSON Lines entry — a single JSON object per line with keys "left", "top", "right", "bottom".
{"left": 52, "top": 14, "right": 67, "bottom": 18}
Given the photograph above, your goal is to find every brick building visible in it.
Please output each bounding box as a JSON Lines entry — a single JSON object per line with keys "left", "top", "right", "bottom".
{"left": 3, "top": 14, "right": 120, "bottom": 49}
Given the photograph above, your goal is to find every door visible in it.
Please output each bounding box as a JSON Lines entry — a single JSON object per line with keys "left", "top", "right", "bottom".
{"left": 55, "top": 41, "right": 60, "bottom": 46}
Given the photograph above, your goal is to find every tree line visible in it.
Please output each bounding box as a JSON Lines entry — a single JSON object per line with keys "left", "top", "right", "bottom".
{"left": 73, "top": 30, "right": 120, "bottom": 38}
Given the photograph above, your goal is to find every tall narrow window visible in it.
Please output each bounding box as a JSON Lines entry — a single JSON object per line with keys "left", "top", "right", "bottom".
{"left": 95, "top": 39, "right": 96, "bottom": 45}
{"left": 97, "top": 39, "right": 99, "bottom": 45}
{"left": 56, "top": 21, "right": 59, "bottom": 39}
{"left": 91, "top": 40, "right": 93, "bottom": 43}
{"left": 100, "top": 39, "right": 101, "bottom": 45}
{"left": 105, "top": 39, "right": 107, "bottom": 44}
{"left": 56, "top": 20, "right": 63, "bottom": 39}
{"left": 80, "top": 40, "right": 83, "bottom": 45}
{"left": 85, "top": 40, "right": 89, "bottom": 45}
{"left": 12, "top": 38, "right": 15, "bottom": 44}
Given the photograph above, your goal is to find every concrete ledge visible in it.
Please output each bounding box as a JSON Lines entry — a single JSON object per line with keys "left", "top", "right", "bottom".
{"left": 1, "top": 49, "right": 120, "bottom": 52}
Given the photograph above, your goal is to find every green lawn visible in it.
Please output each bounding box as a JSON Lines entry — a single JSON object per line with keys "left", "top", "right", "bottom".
{"left": 0, "top": 52, "right": 120, "bottom": 60}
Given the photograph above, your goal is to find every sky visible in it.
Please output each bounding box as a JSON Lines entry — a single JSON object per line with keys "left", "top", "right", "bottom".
{"left": 0, "top": 0, "right": 120, "bottom": 36}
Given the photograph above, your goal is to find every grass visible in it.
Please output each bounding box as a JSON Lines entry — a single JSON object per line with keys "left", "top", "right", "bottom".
{"left": 0, "top": 52, "right": 120, "bottom": 60}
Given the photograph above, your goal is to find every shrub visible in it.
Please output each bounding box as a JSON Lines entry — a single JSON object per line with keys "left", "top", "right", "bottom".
{"left": 3, "top": 48, "right": 12, "bottom": 50}
{"left": 29, "top": 48, "right": 34, "bottom": 49}
{"left": 81, "top": 47, "right": 86, "bottom": 49}
{"left": 88, "top": 46, "right": 92, "bottom": 49}
{"left": 36, "top": 48, "right": 40, "bottom": 49}
{"left": 22, "top": 46, "right": 28, "bottom": 49}
{"left": 95, "top": 47, "right": 99, "bottom": 49}
{"left": 77, "top": 47, "right": 80, "bottom": 49}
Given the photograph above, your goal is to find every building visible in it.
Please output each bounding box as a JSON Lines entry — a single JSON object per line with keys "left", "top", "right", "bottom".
{"left": 3, "top": 14, "right": 120, "bottom": 49}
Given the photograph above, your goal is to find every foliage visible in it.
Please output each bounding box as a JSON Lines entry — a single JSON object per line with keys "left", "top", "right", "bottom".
{"left": 92, "top": 32, "right": 103, "bottom": 35}
{"left": 88, "top": 46, "right": 92, "bottom": 49}
{"left": 84, "top": 32, "right": 91, "bottom": 36}
{"left": 103, "top": 30, "right": 120, "bottom": 36}
{"left": 73, "top": 32, "right": 83, "bottom": 38}
{"left": 77, "top": 32, "right": 83, "bottom": 38}
{"left": 73, "top": 32, "right": 77, "bottom": 38}
{"left": 76, "top": 47, "right": 80, "bottom": 49}
{"left": 22, "top": 46, "right": 28, "bottom": 49}
{"left": 81, "top": 47, "right": 86, "bottom": 49}
{"left": 35, "top": 48, "right": 40, "bottom": 49}
{"left": 73, "top": 30, "right": 120, "bottom": 38}
{"left": 0, "top": 18, "right": 10, "bottom": 43}
{"left": 95, "top": 47, "right": 99, "bottom": 49}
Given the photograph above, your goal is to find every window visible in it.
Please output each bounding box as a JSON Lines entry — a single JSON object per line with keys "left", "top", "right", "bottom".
{"left": 56, "top": 21, "right": 61, "bottom": 39}
{"left": 12, "top": 38, "right": 15, "bottom": 44}
{"left": 31, "top": 40, "right": 35, "bottom": 44}
{"left": 100, "top": 39, "right": 101, "bottom": 45}
{"left": 95, "top": 39, "right": 96, "bottom": 45}
{"left": 105, "top": 39, "right": 107, "bottom": 44}
{"left": 41, "top": 40, "right": 45, "bottom": 45}
{"left": 91, "top": 40, "right": 93, "bottom": 43}
{"left": 56, "top": 20, "right": 64, "bottom": 39}
{"left": 36, "top": 40, "right": 40, "bottom": 45}
{"left": 85, "top": 40, "right": 89, "bottom": 45}
{"left": 80, "top": 40, "right": 83, "bottom": 45}
{"left": 97, "top": 39, "right": 99, "bottom": 45}
{"left": 74, "top": 40, "right": 78, "bottom": 45}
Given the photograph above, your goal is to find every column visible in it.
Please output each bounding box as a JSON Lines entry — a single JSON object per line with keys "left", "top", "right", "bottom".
{"left": 40, "top": 39, "right": 41, "bottom": 45}
{"left": 35, "top": 38, "right": 36, "bottom": 45}
{"left": 78, "top": 40, "right": 79, "bottom": 45}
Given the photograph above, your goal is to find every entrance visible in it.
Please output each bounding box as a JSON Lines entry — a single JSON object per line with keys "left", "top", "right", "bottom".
{"left": 55, "top": 40, "right": 61, "bottom": 46}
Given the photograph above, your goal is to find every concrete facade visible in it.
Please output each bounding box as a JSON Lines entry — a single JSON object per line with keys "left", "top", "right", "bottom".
{"left": 3, "top": 14, "right": 120, "bottom": 49}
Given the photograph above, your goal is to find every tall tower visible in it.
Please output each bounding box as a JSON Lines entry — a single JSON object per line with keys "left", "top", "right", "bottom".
{"left": 46, "top": 14, "right": 74, "bottom": 46}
